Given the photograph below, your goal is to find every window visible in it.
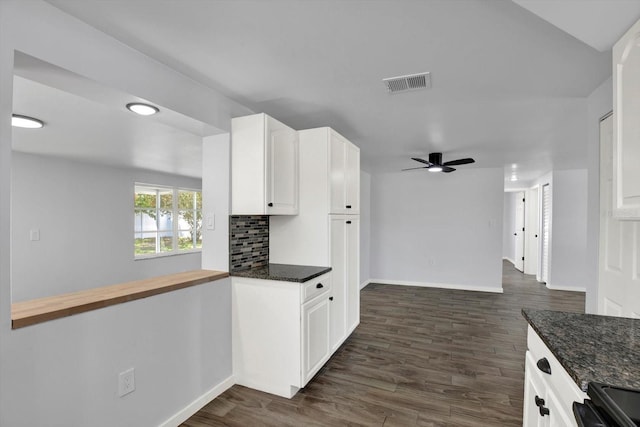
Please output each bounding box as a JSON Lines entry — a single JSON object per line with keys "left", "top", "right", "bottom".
{"left": 134, "top": 184, "right": 202, "bottom": 257}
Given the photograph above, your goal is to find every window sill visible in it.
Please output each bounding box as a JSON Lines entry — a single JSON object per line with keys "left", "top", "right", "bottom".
{"left": 134, "top": 249, "right": 202, "bottom": 261}
{"left": 11, "top": 269, "right": 229, "bottom": 329}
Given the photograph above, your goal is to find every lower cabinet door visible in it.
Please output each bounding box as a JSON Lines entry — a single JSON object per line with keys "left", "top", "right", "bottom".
{"left": 547, "top": 388, "right": 576, "bottom": 427}
{"left": 330, "top": 218, "right": 347, "bottom": 350}
{"left": 302, "top": 296, "right": 331, "bottom": 385}
{"left": 523, "top": 352, "right": 549, "bottom": 427}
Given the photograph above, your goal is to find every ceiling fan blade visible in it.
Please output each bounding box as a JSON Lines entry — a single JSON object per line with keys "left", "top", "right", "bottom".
{"left": 443, "top": 158, "right": 475, "bottom": 166}
{"left": 411, "top": 157, "right": 432, "bottom": 166}
{"left": 442, "top": 166, "right": 456, "bottom": 173}
{"left": 402, "top": 166, "right": 429, "bottom": 171}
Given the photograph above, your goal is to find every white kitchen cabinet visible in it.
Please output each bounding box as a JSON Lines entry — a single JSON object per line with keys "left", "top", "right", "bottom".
{"left": 269, "top": 127, "right": 361, "bottom": 352}
{"left": 232, "top": 273, "right": 332, "bottom": 398}
{"left": 330, "top": 216, "right": 360, "bottom": 350}
{"left": 329, "top": 130, "right": 360, "bottom": 214}
{"left": 523, "top": 352, "right": 547, "bottom": 427}
{"left": 523, "top": 326, "right": 586, "bottom": 427}
{"left": 612, "top": 18, "right": 640, "bottom": 219}
{"left": 231, "top": 113, "right": 299, "bottom": 215}
{"left": 302, "top": 294, "right": 331, "bottom": 385}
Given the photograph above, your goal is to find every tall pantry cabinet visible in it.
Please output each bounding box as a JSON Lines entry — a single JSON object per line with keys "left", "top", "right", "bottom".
{"left": 270, "top": 127, "right": 360, "bottom": 351}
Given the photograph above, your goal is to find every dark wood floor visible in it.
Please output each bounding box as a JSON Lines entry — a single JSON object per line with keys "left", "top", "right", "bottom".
{"left": 182, "top": 261, "right": 584, "bottom": 426}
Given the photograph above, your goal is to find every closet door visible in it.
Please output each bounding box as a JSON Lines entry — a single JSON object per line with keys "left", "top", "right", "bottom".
{"left": 540, "top": 184, "right": 551, "bottom": 284}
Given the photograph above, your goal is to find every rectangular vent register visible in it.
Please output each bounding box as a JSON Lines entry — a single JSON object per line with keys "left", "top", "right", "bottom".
{"left": 383, "top": 72, "right": 431, "bottom": 93}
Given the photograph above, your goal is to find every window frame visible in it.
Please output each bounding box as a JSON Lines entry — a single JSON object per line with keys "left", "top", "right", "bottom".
{"left": 134, "top": 183, "right": 202, "bottom": 259}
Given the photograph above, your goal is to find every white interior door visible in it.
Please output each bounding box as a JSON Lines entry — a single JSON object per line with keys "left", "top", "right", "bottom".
{"left": 524, "top": 187, "right": 539, "bottom": 276}
{"left": 540, "top": 184, "right": 551, "bottom": 284}
{"left": 514, "top": 192, "right": 525, "bottom": 272}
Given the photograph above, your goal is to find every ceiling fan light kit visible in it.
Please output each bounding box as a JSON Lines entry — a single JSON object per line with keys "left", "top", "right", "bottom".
{"left": 403, "top": 152, "right": 475, "bottom": 174}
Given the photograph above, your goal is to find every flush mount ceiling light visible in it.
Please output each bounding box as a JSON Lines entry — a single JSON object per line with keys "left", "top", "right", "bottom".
{"left": 428, "top": 166, "right": 443, "bottom": 173}
{"left": 12, "top": 114, "right": 44, "bottom": 129}
{"left": 126, "top": 102, "right": 159, "bottom": 116}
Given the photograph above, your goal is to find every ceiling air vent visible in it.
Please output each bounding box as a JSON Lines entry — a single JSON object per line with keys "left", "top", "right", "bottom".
{"left": 383, "top": 72, "right": 431, "bottom": 93}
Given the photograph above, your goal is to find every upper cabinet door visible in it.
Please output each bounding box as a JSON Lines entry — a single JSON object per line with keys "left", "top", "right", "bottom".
{"left": 329, "top": 131, "right": 360, "bottom": 214}
{"left": 231, "top": 113, "right": 299, "bottom": 215}
{"left": 266, "top": 117, "right": 299, "bottom": 215}
{"left": 345, "top": 142, "right": 360, "bottom": 214}
{"left": 329, "top": 133, "right": 346, "bottom": 214}
{"left": 613, "top": 18, "right": 640, "bottom": 219}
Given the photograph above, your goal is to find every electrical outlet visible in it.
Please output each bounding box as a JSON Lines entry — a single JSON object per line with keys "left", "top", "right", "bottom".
{"left": 118, "top": 368, "right": 135, "bottom": 397}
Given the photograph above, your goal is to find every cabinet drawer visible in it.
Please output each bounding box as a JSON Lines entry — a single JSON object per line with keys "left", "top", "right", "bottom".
{"left": 527, "top": 326, "right": 586, "bottom": 419}
{"left": 303, "top": 273, "right": 331, "bottom": 303}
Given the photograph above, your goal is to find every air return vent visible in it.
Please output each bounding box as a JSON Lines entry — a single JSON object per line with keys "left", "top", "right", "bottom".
{"left": 383, "top": 72, "right": 431, "bottom": 93}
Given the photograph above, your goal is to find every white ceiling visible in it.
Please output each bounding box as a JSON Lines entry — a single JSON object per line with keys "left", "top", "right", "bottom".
{"left": 513, "top": 0, "right": 640, "bottom": 52}
{"left": 12, "top": 53, "right": 211, "bottom": 178}
{"left": 31, "top": 0, "right": 640, "bottom": 183}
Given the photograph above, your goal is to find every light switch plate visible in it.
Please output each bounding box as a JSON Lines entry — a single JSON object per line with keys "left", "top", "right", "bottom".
{"left": 30, "top": 229, "right": 40, "bottom": 241}
{"left": 118, "top": 368, "right": 135, "bottom": 397}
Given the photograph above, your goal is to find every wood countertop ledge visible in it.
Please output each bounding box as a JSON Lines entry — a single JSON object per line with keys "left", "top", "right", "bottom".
{"left": 11, "top": 269, "right": 229, "bottom": 329}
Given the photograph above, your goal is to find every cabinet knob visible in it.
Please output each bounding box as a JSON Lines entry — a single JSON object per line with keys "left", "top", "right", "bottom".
{"left": 268, "top": 202, "right": 273, "bottom": 207}
{"left": 316, "top": 283, "right": 323, "bottom": 289}
{"left": 346, "top": 220, "right": 352, "bottom": 224}
{"left": 346, "top": 205, "right": 352, "bottom": 209}
{"left": 536, "top": 357, "right": 551, "bottom": 375}
{"left": 329, "top": 296, "right": 334, "bottom": 301}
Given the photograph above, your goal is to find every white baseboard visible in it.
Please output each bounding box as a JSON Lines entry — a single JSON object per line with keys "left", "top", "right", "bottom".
{"left": 503, "top": 257, "right": 515, "bottom": 265}
{"left": 545, "top": 283, "right": 586, "bottom": 292}
{"left": 369, "top": 278, "right": 503, "bottom": 294}
{"left": 359, "top": 279, "right": 371, "bottom": 290}
{"left": 158, "top": 375, "right": 235, "bottom": 427}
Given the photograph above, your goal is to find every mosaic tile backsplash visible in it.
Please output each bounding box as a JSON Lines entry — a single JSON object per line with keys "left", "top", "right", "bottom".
{"left": 229, "top": 215, "right": 269, "bottom": 272}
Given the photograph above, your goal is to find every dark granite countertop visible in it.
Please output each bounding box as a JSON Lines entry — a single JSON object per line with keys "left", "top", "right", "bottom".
{"left": 522, "top": 309, "right": 640, "bottom": 392}
{"left": 230, "top": 263, "right": 331, "bottom": 283}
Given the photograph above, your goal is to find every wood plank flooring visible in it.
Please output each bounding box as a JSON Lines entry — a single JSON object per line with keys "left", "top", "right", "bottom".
{"left": 181, "top": 261, "right": 584, "bottom": 426}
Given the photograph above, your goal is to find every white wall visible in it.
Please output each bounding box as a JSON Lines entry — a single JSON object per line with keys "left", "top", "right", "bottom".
{"left": 201, "top": 134, "right": 231, "bottom": 272}
{"left": 0, "top": 2, "right": 239, "bottom": 425}
{"left": 585, "top": 77, "right": 612, "bottom": 313}
{"left": 548, "top": 169, "right": 588, "bottom": 291}
{"left": 11, "top": 152, "right": 202, "bottom": 301}
{"left": 3, "top": 278, "right": 232, "bottom": 427}
{"left": 370, "top": 168, "right": 504, "bottom": 292}
{"left": 359, "top": 171, "right": 371, "bottom": 287}
{"left": 502, "top": 191, "right": 517, "bottom": 264}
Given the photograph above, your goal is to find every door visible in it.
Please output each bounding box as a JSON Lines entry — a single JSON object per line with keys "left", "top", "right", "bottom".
{"left": 523, "top": 352, "right": 548, "bottom": 427}
{"left": 329, "top": 134, "right": 346, "bottom": 214}
{"left": 525, "top": 187, "right": 539, "bottom": 276}
{"left": 345, "top": 143, "right": 360, "bottom": 214}
{"left": 345, "top": 217, "right": 360, "bottom": 333}
{"left": 302, "top": 295, "right": 331, "bottom": 385}
{"left": 329, "top": 217, "right": 347, "bottom": 351}
{"left": 540, "top": 184, "right": 551, "bottom": 284}
{"left": 598, "top": 112, "right": 630, "bottom": 316}
{"left": 266, "top": 117, "right": 298, "bottom": 214}
{"left": 514, "top": 192, "right": 526, "bottom": 272}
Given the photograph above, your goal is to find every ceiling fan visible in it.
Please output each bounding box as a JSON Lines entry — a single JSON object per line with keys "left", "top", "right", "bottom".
{"left": 403, "top": 152, "right": 475, "bottom": 173}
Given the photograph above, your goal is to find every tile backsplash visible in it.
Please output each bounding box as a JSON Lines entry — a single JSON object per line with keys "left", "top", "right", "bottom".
{"left": 229, "top": 215, "right": 269, "bottom": 272}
